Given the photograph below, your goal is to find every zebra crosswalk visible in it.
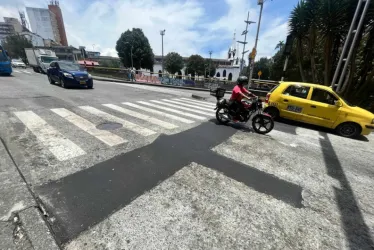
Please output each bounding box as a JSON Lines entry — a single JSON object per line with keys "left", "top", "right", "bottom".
{"left": 12, "top": 69, "right": 33, "bottom": 74}
{"left": 11, "top": 98, "right": 216, "bottom": 162}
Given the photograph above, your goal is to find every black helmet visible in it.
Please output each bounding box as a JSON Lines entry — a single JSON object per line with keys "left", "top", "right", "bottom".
{"left": 237, "top": 75, "right": 248, "bottom": 85}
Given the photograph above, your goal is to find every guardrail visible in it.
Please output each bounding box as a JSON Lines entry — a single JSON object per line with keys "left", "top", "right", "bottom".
{"left": 86, "top": 66, "right": 279, "bottom": 94}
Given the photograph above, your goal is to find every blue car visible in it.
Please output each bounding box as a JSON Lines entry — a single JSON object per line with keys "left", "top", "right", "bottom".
{"left": 47, "top": 61, "right": 93, "bottom": 89}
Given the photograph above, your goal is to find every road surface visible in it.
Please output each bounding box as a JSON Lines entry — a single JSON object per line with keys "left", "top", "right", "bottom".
{"left": 0, "top": 70, "right": 373, "bottom": 250}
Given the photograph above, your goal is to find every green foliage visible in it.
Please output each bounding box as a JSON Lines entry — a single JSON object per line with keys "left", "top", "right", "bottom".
{"left": 186, "top": 54, "right": 205, "bottom": 76}
{"left": 252, "top": 57, "right": 272, "bottom": 80}
{"left": 277, "top": 0, "right": 374, "bottom": 110}
{"left": 97, "top": 59, "right": 121, "bottom": 68}
{"left": 1, "top": 34, "right": 32, "bottom": 63}
{"left": 115, "top": 28, "right": 154, "bottom": 70}
{"left": 164, "top": 52, "right": 184, "bottom": 74}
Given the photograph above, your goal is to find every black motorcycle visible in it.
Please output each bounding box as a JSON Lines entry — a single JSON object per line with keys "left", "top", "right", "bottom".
{"left": 211, "top": 88, "right": 274, "bottom": 134}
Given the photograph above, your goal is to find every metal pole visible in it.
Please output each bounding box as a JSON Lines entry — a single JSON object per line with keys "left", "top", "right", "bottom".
{"left": 160, "top": 29, "right": 165, "bottom": 73}
{"left": 130, "top": 45, "right": 133, "bottom": 69}
{"left": 248, "top": 1, "right": 264, "bottom": 89}
{"left": 281, "top": 56, "right": 289, "bottom": 81}
{"left": 241, "top": 11, "right": 250, "bottom": 72}
{"left": 209, "top": 51, "right": 212, "bottom": 77}
{"left": 336, "top": 0, "right": 370, "bottom": 92}
{"left": 332, "top": 0, "right": 363, "bottom": 88}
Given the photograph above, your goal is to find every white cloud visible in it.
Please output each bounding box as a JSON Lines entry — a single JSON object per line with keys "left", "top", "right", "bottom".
{"left": 0, "top": 0, "right": 289, "bottom": 61}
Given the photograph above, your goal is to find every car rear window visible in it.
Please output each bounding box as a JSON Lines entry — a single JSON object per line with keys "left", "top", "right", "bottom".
{"left": 268, "top": 85, "right": 279, "bottom": 93}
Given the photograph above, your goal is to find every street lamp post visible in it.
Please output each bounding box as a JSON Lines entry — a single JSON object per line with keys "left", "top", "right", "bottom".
{"left": 248, "top": 0, "right": 264, "bottom": 88}
{"left": 208, "top": 51, "right": 212, "bottom": 77}
{"left": 160, "top": 29, "right": 166, "bottom": 74}
{"left": 125, "top": 42, "right": 133, "bottom": 70}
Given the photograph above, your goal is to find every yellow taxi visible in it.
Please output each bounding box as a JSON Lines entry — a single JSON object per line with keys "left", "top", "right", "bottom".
{"left": 263, "top": 82, "right": 374, "bottom": 138}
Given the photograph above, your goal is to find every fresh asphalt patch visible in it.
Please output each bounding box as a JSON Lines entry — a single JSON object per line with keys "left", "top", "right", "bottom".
{"left": 36, "top": 121, "right": 303, "bottom": 245}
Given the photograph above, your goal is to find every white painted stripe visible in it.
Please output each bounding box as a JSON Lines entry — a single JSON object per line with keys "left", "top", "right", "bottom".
{"left": 14, "top": 111, "right": 85, "bottom": 161}
{"left": 51, "top": 108, "right": 126, "bottom": 146}
{"left": 103, "top": 104, "right": 178, "bottom": 130}
{"left": 162, "top": 99, "right": 215, "bottom": 112}
{"left": 22, "top": 71, "right": 31, "bottom": 74}
{"left": 79, "top": 106, "right": 156, "bottom": 136}
{"left": 177, "top": 98, "right": 216, "bottom": 107}
{"left": 123, "top": 102, "right": 195, "bottom": 123}
{"left": 151, "top": 100, "right": 213, "bottom": 117}
{"left": 13, "top": 70, "right": 21, "bottom": 73}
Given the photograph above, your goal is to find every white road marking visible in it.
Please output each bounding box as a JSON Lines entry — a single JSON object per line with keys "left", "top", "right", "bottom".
{"left": 138, "top": 101, "right": 207, "bottom": 121}
{"left": 51, "top": 108, "right": 126, "bottom": 146}
{"left": 162, "top": 99, "right": 215, "bottom": 112}
{"left": 123, "top": 102, "right": 195, "bottom": 124}
{"left": 13, "top": 70, "right": 21, "bottom": 73}
{"left": 177, "top": 98, "right": 216, "bottom": 108}
{"left": 79, "top": 106, "right": 156, "bottom": 136}
{"left": 14, "top": 111, "right": 86, "bottom": 161}
{"left": 22, "top": 71, "right": 31, "bottom": 74}
{"left": 150, "top": 100, "right": 213, "bottom": 117}
{"left": 103, "top": 104, "right": 178, "bottom": 130}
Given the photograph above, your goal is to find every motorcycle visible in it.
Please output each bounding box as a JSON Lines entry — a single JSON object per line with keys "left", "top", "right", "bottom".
{"left": 210, "top": 87, "right": 274, "bottom": 134}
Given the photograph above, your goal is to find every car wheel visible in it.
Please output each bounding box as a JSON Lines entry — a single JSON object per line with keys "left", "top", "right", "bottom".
{"left": 264, "top": 107, "right": 280, "bottom": 120}
{"left": 60, "top": 78, "right": 67, "bottom": 88}
{"left": 48, "top": 75, "right": 54, "bottom": 84}
{"left": 87, "top": 84, "right": 93, "bottom": 89}
{"left": 336, "top": 122, "right": 361, "bottom": 138}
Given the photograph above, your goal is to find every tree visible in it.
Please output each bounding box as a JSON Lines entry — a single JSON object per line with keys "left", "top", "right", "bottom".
{"left": 289, "top": 0, "right": 308, "bottom": 82}
{"left": 115, "top": 28, "right": 154, "bottom": 70}
{"left": 1, "top": 34, "right": 32, "bottom": 63}
{"left": 252, "top": 57, "right": 272, "bottom": 80}
{"left": 186, "top": 54, "right": 205, "bottom": 76}
{"left": 275, "top": 41, "right": 284, "bottom": 51}
{"left": 164, "top": 52, "right": 184, "bottom": 74}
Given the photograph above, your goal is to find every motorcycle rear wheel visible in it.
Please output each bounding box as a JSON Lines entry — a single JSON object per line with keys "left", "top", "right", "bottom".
{"left": 252, "top": 114, "right": 274, "bottom": 134}
{"left": 216, "top": 107, "right": 230, "bottom": 124}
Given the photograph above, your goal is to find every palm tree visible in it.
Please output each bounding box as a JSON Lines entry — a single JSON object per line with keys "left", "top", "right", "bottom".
{"left": 316, "top": 0, "right": 349, "bottom": 85}
{"left": 289, "top": 0, "right": 308, "bottom": 82}
{"left": 275, "top": 41, "right": 285, "bottom": 51}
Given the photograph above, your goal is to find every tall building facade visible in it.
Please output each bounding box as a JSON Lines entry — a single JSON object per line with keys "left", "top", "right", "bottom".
{"left": 4, "top": 17, "right": 22, "bottom": 33}
{"left": 0, "top": 22, "right": 15, "bottom": 41}
{"left": 26, "top": 7, "right": 55, "bottom": 41}
{"left": 49, "top": 11, "right": 61, "bottom": 44}
{"left": 48, "top": 1, "right": 68, "bottom": 46}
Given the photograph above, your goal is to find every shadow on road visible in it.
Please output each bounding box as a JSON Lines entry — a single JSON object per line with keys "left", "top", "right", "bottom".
{"left": 319, "top": 132, "right": 374, "bottom": 249}
{"left": 274, "top": 118, "right": 369, "bottom": 142}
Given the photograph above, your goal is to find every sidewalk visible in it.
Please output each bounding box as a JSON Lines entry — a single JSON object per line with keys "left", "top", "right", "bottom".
{"left": 0, "top": 139, "right": 59, "bottom": 250}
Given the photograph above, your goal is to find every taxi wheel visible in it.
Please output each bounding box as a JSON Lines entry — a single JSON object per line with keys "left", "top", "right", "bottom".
{"left": 264, "top": 107, "right": 279, "bottom": 120}
{"left": 336, "top": 122, "right": 361, "bottom": 138}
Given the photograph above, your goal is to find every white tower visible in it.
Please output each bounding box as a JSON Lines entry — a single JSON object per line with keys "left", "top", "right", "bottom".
{"left": 227, "top": 30, "right": 240, "bottom": 66}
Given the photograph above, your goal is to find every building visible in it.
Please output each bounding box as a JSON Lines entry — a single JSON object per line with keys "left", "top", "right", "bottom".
{"left": 86, "top": 51, "right": 101, "bottom": 58}
{"left": 26, "top": 7, "right": 56, "bottom": 41}
{"left": 0, "top": 22, "right": 15, "bottom": 41}
{"left": 19, "top": 31, "right": 44, "bottom": 46}
{"left": 4, "top": 17, "right": 22, "bottom": 33}
{"left": 49, "top": 11, "right": 61, "bottom": 44}
{"left": 48, "top": 1, "right": 68, "bottom": 46}
{"left": 41, "top": 45, "right": 82, "bottom": 61}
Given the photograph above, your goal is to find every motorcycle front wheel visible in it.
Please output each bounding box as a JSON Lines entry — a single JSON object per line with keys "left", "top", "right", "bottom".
{"left": 252, "top": 114, "right": 274, "bottom": 134}
{"left": 216, "top": 107, "right": 230, "bottom": 124}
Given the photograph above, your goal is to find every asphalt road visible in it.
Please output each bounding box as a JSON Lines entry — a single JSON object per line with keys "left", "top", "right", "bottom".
{"left": 0, "top": 69, "right": 374, "bottom": 250}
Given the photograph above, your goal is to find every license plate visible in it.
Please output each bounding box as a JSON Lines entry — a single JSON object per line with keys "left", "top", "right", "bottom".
{"left": 80, "top": 81, "right": 86, "bottom": 84}
{"left": 286, "top": 105, "right": 302, "bottom": 113}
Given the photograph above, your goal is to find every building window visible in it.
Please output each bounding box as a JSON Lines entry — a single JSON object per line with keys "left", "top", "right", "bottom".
{"left": 223, "top": 70, "right": 226, "bottom": 77}
{"left": 216, "top": 72, "right": 220, "bottom": 77}
{"left": 228, "top": 73, "right": 232, "bottom": 81}
{"left": 158, "top": 70, "right": 162, "bottom": 77}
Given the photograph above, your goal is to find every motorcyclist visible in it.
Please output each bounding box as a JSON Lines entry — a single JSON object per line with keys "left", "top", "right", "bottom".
{"left": 229, "top": 76, "right": 257, "bottom": 121}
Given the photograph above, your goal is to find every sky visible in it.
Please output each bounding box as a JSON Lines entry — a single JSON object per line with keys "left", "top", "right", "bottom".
{"left": 0, "top": 0, "right": 299, "bottom": 61}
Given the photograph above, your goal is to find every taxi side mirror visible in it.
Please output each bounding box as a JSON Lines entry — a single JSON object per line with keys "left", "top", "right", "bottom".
{"left": 335, "top": 100, "right": 343, "bottom": 107}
